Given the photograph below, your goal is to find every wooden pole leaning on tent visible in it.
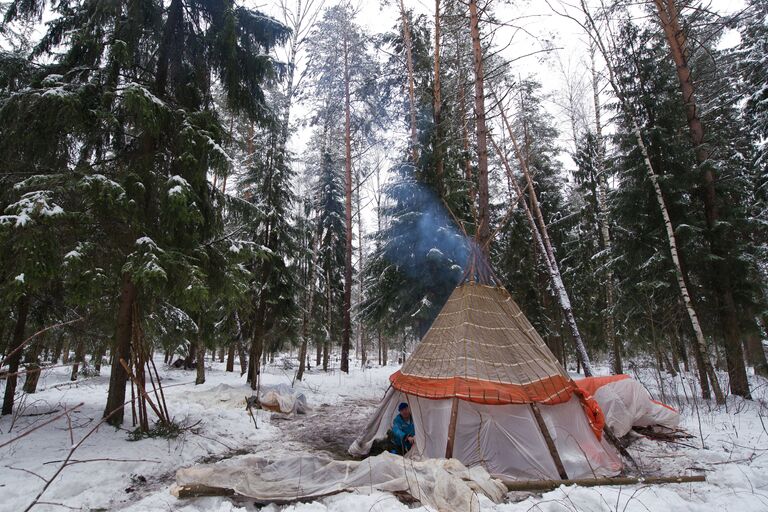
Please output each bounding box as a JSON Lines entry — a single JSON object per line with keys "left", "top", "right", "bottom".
{"left": 530, "top": 403, "right": 569, "bottom": 480}
{"left": 445, "top": 397, "right": 460, "bottom": 458}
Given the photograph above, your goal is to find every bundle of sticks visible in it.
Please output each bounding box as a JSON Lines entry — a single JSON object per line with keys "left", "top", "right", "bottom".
{"left": 632, "top": 426, "right": 695, "bottom": 442}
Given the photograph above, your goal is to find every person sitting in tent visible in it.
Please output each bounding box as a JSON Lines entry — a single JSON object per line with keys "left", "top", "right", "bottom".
{"left": 392, "top": 402, "right": 415, "bottom": 454}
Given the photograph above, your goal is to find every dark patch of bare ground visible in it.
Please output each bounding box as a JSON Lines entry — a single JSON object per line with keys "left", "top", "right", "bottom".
{"left": 272, "top": 398, "right": 381, "bottom": 459}
{"left": 109, "top": 398, "right": 379, "bottom": 509}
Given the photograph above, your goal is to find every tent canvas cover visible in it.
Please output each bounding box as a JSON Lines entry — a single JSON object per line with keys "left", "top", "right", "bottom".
{"left": 350, "top": 276, "right": 622, "bottom": 481}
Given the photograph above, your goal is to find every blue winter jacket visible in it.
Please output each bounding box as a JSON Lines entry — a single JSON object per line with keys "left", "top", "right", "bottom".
{"left": 392, "top": 414, "right": 415, "bottom": 452}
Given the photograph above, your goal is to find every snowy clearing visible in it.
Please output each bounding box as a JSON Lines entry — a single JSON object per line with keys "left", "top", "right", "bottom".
{"left": 2, "top": 358, "right": 768, "bottom": 512}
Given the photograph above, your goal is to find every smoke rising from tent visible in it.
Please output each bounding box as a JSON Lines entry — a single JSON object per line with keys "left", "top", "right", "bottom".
{"left": 380, "top": 174, "right": 470, "bottom": 281}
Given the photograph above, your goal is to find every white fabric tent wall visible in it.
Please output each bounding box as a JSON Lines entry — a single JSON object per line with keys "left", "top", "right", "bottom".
{"left": 349, "top": 388, "right": 622, "bottom": 481}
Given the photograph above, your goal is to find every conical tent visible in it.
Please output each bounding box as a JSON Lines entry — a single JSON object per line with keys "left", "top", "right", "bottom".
{"left": 350, "top": 254, "right": 622, "bottom": 481}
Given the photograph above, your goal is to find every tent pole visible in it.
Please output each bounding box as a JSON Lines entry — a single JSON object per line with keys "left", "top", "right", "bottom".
{"left": 444, "top": 397, "right": 459, "bottom": 458}
{"left": 530, "top": 403, "right": 569, "bottom": 480}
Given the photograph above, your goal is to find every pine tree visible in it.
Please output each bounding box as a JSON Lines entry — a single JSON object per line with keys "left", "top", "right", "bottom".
{"left": 305, "top": 4, "right": 379, "bottom": 372}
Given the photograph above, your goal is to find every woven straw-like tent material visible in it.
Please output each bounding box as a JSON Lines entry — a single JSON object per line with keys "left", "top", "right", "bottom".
{"left": 390, "top": 282, "right": 577, "bottom": 406}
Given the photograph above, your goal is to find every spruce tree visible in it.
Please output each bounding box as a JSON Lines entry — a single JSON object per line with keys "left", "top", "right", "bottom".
{"left": 241, "top": 119, "right": 299, "bottom": 389}
{"left": 0, "top": 0, "right": 289, "bottom": 423}
{"left": 305, "top": 4, "right": 379, "bottom": 371}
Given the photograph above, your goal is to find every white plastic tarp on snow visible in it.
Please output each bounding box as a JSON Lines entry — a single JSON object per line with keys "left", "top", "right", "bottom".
{"left": 173, "top": 451, "right": 507, "bottom": 512}
{"left": 587, "top": 377, "right": 681, "bottom": 437}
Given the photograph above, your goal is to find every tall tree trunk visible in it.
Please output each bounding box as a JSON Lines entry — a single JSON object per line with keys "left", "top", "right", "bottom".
{"left": 356, "top": 167, "right": 366, "bottom": 369}
{"left": 590, "top": 44, "right": 621, "bottom": 375}
{"left": 237, "top": 342, "right": 247, "bottom": 376}
{"left": 52, "top": 332, "right": 64, "bottom": 364}
{"left": 154, "top": 0, "right": 183, "bottom": 95}
{"left": 654, "top": 0, "right": 749, "bottom": 398}
{"left": 746, "top": 332, "right": 768, "bottom": 379}
{"left": 226, "top": 344, "right": 235, "bottom": 373}
{"left": 382, "top": 334, "right": 388, "bottom": 366}
{"left": 61, "top": 339, "right": 70, "bottom": 364}
{"left": 70, "top": 339, "right": 85, "bottom": 381}
{"left": 2, "top": 294, "right": 30, "bottom": 416}
{"left": 469, "top": 0, "right": 490, "bottom": 253}
{"left": 94, "top": 343, "right": 103, "bottom": 374}
{"left": 341, "top": 32, "right": 353, "bottom": 374}
{"left": 433, "top": 0, "right": 444, "bottom": 193}
{"left": 0, "top": 322, "right": 7, "bottom": 358}
{"left": 22, "top": 331, "right": 43, "bottom": 394}
{"left": 580, "top": 2, "right": 724, "bottom": 403}
{"left": 249, "top": 304, "right": 267, "bottom": 390}
{"left": 103, "top": 273, "right": 137, "bottom": 425}
{"left": 232, "top": 311, "right": 247, "bottom": 376}
{"left": 249, "top": 330, "right": 264, "bottom": 391}
{"left": 195, "top": 319, "right": 205, "bottom": 385}
{"left": 493, "top": 104, "right": 594, "bottom": 376}
{"left": 399, "top": 0, "right": 419, "bottom": 164}
{"left": 184, "top": 342, "right": 196, "bottom": 370}
{"left": 297, "top": 234, "right": 319, "bottom": 381}
{"left": 671, "top": 321, "right": 690, "bottom": 373}
{"left": 296, "top": 338, "right": 308, "bottom": 381}
{"left": 636, "top": 126, "right": 723, "bottom": 403}
{"left": 744, "top": 309, "right": 768, "bottom": 378}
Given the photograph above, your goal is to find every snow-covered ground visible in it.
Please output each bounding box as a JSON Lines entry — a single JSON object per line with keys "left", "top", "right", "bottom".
{"left": 2, "top": 356, "right": 768, "bottom": 511}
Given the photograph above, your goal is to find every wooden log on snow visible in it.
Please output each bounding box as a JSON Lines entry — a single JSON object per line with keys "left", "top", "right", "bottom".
{"left": 503, "top": 474, "right": 705, "bottom": 492}
{"left": 171, "top": 475, "right": 706, "bottom": 501}
{"left": 171, "top": 484, "right": 235, "bottom": 499}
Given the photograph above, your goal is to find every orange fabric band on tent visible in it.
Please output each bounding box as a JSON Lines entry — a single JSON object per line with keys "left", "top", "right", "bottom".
{"left": 390, "top": 371, "right": 575, "bottom": 405}
{"left": 573, "top": 374, "right": 630, "bottom": 397}
{"left": 572, "top": 387, "right": 605, "bottom": 439}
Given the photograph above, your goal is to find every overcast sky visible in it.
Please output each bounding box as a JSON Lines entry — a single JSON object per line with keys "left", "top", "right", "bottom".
{"left": 254, "top": 0, "right": 747, "bottom": 237}
{"left": 260, "top": 0, "right": 745, "bottom": 154}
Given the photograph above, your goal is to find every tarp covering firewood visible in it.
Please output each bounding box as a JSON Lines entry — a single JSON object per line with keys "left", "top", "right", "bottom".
{"left": 192, "top": 383, "right": 310, "bottom": 415}
{"left": 257, "top": 383, "right": 310, "bottom": 415}
{"left": 172, "top": 451, "right": 507, "bottom": 511}
{"left": 575, "top": 375, "right": 680, "bottom": 437}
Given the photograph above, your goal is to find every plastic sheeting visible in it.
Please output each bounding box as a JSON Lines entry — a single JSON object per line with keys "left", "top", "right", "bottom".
{"left": 349, "top": 388, "right": 622, "bottom": 481}
{"left": 583, "top": 377, "right": 680, "bottom": 437}
{"left": 174, "top": 451, "right": 507, "bottom": 512}
{"left": 258, "top": 383, "right": 309, "bottom": 415}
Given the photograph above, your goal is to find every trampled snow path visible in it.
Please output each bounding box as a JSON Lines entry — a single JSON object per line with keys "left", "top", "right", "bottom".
{"left": 1, "top": 357, "right": 768, "bottom": 511}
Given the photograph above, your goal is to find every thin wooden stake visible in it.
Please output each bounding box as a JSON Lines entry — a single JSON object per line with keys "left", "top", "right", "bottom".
{"left": 530, "top": 403, "right": 568, "bottom": 480}
{"left": 119, "top": 358, "right": 167, "bottom": 425}
{"left": 445, "top": 397, "right": 459, "bottom": 458}
{"left": 149, "top": 356, "right": 170, "bottom": 422}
